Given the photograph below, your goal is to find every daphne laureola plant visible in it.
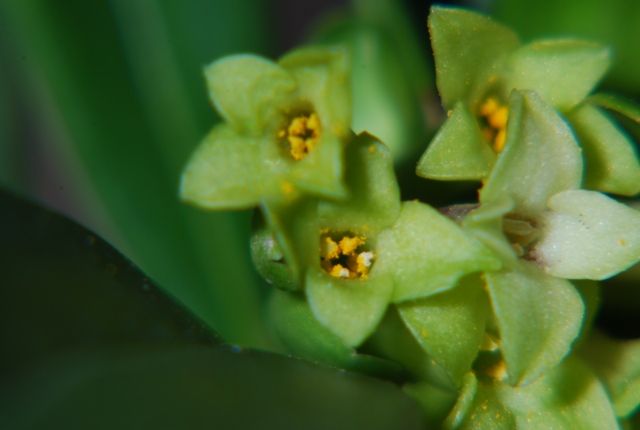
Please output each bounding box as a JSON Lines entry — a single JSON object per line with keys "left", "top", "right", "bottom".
{"left": 181, "top": 6, "right": 640, "bottom": 429}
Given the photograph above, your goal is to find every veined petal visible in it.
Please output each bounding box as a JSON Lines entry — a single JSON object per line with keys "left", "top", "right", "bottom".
{"left": 481, "top": 90, "right": 582, "bottom": 217}
{"left": 375, "top": 201, "right": 501, "bottom": 303}
{"left": 428, "top": 6, "right": 520, "bottom": 110}
{"left": 568, "top": 103, "right": 640, "bottom": 196}
{"left": 306, "top": 267, "right": 394, "bottom": 347}
{"left": 505, "top": 40, "right": 611, "bottom": 112}
{"left": 180, "top": 124, "right": 281, "bottom": 209}
{"left": 485, "top": 263, "right": 584, "bottom": 386}
{"left": 397, "top": 276, "right": 490, "bottom": 386}
{"left": 533, "top": 190, "right": 640, "bottom": 280}
{"left": 417, "top": 102, "right": 496, "bottom": 181}
{"left": 204, "top": 55, "right": 297, "bottom": 136}
{"left": 319, "top": 133, "right": 401, "bottom": 233}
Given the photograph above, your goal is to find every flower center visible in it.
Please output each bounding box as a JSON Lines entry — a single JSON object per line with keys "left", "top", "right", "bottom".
{"left": 503, "top": 215, "right": 539, "bottom": 258}
{"left": 278, "top": 112, "right": 321, "bottom": 161}
{"left": 479, "top": 98, "right": 509, "bottom": 153}
{"left": 320, "top": 233, "right": 375, "bottom": 279}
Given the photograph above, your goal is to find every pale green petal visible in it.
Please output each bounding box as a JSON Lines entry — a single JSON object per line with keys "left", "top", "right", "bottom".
{"left": 580, "top": 331, "right": 640, "bottom": 418}
{"left": 180, "top": 124, "right": 281, "bottom": 209}
{"left": 417, "top": 102, "right": 496, "bottom": 180}
{"left": 462, "top": 196, "right": 519, "bottom": 267}
{"left": 375, "top": 201, "right": 501, "bottom": 303}
{"left": 505, "top": 40, "right": 611, "bottom": 112}
{"left": 443, "top": 372, "right": 515, "bottom": 430}
{"left": 428, "top": 6, "right": 520, "bottom": 110}
{"left": 568, "top": 103, "right": 640, "bottom": 196}
{"left": 306, "top": 267, "right": 394, "bottom": 347}
{"left": 589, "top": 92, "right": 640, "bottom": 125}
{"left": 481, "top": 90, "right": 582, "bottom": 217}
{"left": 319, "top": 133, "right": 401, "bottom": 233}
{"left": 279, "top": 46, "right": 352, "bottom": 140}
{"left": 494, "top": 356, "right": 619, "bottom": 429}
{"left": 204, "top": 55, "right": 297, "bottom": 135}
{"left": 289, "top": 135, "right": 348, "bottom": 200}
{"left": 533, "top": 190, "right": 640, "bottom": 280}
{"left": 397, "top": 276, "right": 491, "bottom": 386}
{"left": 485, "top": 263, "right": 584, "bottom": 386}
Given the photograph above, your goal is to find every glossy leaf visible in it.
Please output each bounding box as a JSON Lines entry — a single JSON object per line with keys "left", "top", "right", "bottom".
{"left": 428, "top": 6, "right": 520, "bottom": 110}
{"left": 481, "top": 90, "right": 582, "bottom": 217}
{"left": 534, "top": 190, "right": 640, "bottom": 280}
{"left": 485, "top": 263, "right": 584, "bottom": 385}
{"left": 568, "top": 103, "right": 640, "bottom": 196}
{"left": 376, "top": 201, "right": 501, "bottom": 303}
{"left": 505, "top": 40, "right": 611, "bottom": 112}
{"left": 417, "top": 102, "right": 496, "bottom": 180}
{"left": 306, "top": 267, "right": 395, "bottom": 347}
{"left": 397, "top": 276, "right": 491, "bottom": 386}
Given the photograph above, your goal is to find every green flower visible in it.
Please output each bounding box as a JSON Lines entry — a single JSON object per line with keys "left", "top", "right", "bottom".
{"left": 180, "top": 45, "right": 352, "bottom": 210}
{"left": 460, "top": 90, "right": 640, "bottom": 385}
{"left": 418, "top": 6, "right": 640, "bottom": 196}
{"left": 258, "top": 133, "right": 500, "bottom": 347}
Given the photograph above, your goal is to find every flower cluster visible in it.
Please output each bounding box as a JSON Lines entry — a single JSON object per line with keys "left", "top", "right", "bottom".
{"left": 181, "top": 7, "right": 640, "bottom": 429}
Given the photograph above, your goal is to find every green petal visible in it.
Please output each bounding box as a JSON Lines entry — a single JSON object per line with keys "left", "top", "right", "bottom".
{"left": 443, "top": 372, "right": 515, "bottom": 430}
{"left": 397, "top": 276, "right": 491, "bottom": 386}
{"left": 589, "top": 92, "right": 640, "bottom": 125}
{"left": 180, "top": 124, "right": 281, "bottom": 209}
{"left": 428, "top": 6, "right": 520, "bottom": 110}
{"left": 306, "top": 267, "right": 394, "bottom": 347}
{"left": 533, "top": 190, "right": 640, "bottom": 280}
{"left": 462, "top": 196, "right": 519, "bottom": 267}
{"left": 403, "top": 382, "right": 458, "bottom": 429}
{"left": 580, "top": 331, "right": 640, "bottom": 418}
{"left": 568, "top": 103, "right": 640, "bottom": 196}
{"left": 319, "top": 133, "right": 401, "bottom": 233}
{"left": 260, "top": 197, "right": 319, "bottom": 287}
{"left": 416, "top": 102, "right": 496, "bottom": 181}
{"left": 505, "top": 40, "right": 611, "bottom": 112}
{"left": 279, "top": 45, "right": 352, "bottom": 140}
{"left": 485, "top": 263, "right": 584, "bottom": 386}
{"left": 288, "top": 135, "right": 348, "bottom": 200}
{"left": 375, "top": 201, "right": 501, "bottom": 303}
{"left": 204, "top": 54, "right": 297, "bottom": 135}
{"left": 480, "top": 90, "right": 582, "bottom": 217}
{"left": 267, "top": 290, "right": 402, "bottom": 378}
{"left": 493, "top": 356, "right": 618, "bottom": 429}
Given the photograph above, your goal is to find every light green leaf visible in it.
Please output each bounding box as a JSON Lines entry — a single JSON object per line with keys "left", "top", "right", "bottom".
{"left": 279, "top": 45, "right": 352, "bottom": 140}
{"left": 180, "top": 124, "right": 281, "bottom": 210}
{"left": 481, "top": 90, "right": 582, "bottom": 217}
{"left": 494, "top": 356, "right": 619, "bottom": 429}
{"left": 428, "top": 6, "right": 520, "bottom": 110}
{"left": 580, "top": 331, "right": 640, "bottom": 418}
{"left": 443, "top": 372, "right": 516, "bottom": 430}
{"left": 319, "top": 133, "right": 401, "bottom": 233}
{"left": 205, "top": 54, "right": 297, "bottom": 136}
{"left": 267, "top": 290, "right": 401, "bottom": 378}
{"left": 462, "top": 196, "right": 519, "bottom": 267}
{"left": 568, "top": 103, "right": 640, "bottom": 196}
{"left": 306, "top": 268, "right": 394, "bottom": 347}
{"left": 485, "top": 262, "right": 584, "bottom": 385}
{"left": 589, "top": 92, "right": 640, "bottom": 125}
{"left": 417, "top": 102, "right": 496, "bottom": 180}
{"left": 397, "top": 276, "right": 490, "bottom": 386}
{"left": 534, "top": 190, "right": 640, "bottom": 280}
{"left": 505, "top": 40, "right": 611, "bottom": 112}
{"left": 376, "top": 201, "right": 501, "bottom": 303}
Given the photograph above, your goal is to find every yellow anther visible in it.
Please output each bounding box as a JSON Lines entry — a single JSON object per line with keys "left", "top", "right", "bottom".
{"left": 330, "top": 264, "right": 350, "bottom": 278}
{"left": 486, "top": 360, "right": 508, "bottom": 381}
{"left": 479, "top": 98, "right": 499, "bottom": 117}
{"left": 479, "top": 98, "right": 509, "bottom": 153}
{"left": 282, "top": 112, "right": 321, "bottom": 161}
{"left": 321, "top": 237, "right": 341, "bottom": 260}
{"left": 488, "top": 106, "right": 508, "bottom": 129}
{"left": 493, "top": 128, "right": 507, "bottom": 152}
{"left": 339, "top": 236, "right": 364, "bottom": 256}
{"left": 320, "top": 233, "right": 375, "bottom": 279}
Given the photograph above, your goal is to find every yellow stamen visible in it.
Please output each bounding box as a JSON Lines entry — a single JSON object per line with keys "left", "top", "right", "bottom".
{"left": 320, "top": 233, "right": 375, "bottom": 279}
{"left": 282, "top": 112, "right": 321, "bottom": 161}
{"left": 479, "top": 97, "right": 509, "bottom": 153}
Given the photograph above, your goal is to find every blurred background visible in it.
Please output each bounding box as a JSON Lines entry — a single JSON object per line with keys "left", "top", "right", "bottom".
{"left": 0, "top": 0, "right": 639, "bottom": 349}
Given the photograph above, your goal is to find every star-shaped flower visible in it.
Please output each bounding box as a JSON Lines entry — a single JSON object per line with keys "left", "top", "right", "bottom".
{"left": 460, "top": 90, "right": 640, "bottom": 385}
{"left": 417, "top": 6, "right": 640, "bottom": 196}
{"left": 180, "top": 45, "right": 353, "bottom": 210}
